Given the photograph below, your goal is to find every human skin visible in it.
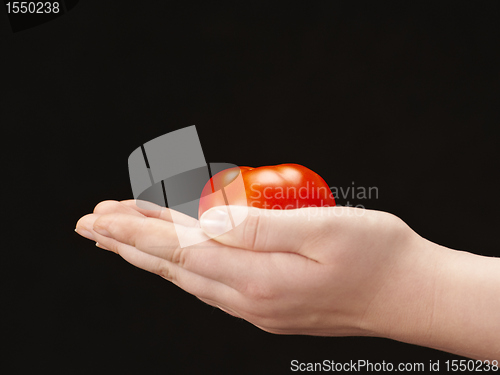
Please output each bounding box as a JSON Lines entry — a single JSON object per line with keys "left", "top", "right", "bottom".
{"left": 75, "top": 200, "right": 500, "bottom": 361}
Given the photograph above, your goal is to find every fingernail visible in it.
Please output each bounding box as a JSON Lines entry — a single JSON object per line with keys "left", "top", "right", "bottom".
{"left": 75, "top": 227, "right": 95, "bottom": 241}
{"left": 200, "top": 208, "right": 232, "bottom": 236}
{"left": 93, "top": 225, "right": 111, "bottom": 237}
{"left": 95, "top": 242, "right": 109, "bottom": 250}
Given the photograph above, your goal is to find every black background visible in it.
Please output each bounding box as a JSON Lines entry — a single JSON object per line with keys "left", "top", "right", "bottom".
{"left": 2, "top": 1, "right": 499, "bottom": 374}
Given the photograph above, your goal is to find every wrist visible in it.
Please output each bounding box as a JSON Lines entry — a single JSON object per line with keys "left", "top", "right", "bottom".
{"left": 356, "top": 230, "right": 446, "bottom": 343}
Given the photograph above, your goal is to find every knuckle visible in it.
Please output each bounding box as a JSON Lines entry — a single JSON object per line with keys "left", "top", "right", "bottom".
{"left": 157, "top": 261, "right": 174, "bottom": 281}
{"left": 243, "top": 213, "right": 265, "bottom": 250}
{"left": 170, "top": 245, "right": 187, "bottom": 267}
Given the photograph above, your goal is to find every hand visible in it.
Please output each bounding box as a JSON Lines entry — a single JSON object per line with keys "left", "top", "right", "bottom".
{"left": 75, "top": 200, "right": 423, "bottom": 337}
{"left": 76, "top": 200, "right": 500, "bottom": 361}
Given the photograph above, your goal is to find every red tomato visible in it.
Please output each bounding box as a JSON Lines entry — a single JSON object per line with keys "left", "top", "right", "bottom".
{"left": 198, "top": 163, "right": 335, "bottom": 218}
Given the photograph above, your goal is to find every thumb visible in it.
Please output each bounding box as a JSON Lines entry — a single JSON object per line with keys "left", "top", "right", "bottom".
{"left": 199, "top": 205, "right": 325, "bottom": 253}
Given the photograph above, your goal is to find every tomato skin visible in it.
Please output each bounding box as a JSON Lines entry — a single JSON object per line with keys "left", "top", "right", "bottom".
{"left": 198, "top": 164, "right": 335, "bottom": 218}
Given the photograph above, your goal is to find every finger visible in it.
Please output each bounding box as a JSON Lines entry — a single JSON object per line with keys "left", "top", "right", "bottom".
{"left": 75, "top": 213, "right": 100, "bottom": 241}
{"left": 93, "top": 200, "right": 146, "bottom": 218}
{"left": 120, "top": 199, "right": 199, "bottom": 226}
{"left": 92, "top": 232, "right": 242, "bottom": 306}
{"left": 76, "top": 200, "right": 146, "bottom": 242}
{"left": 91, "top": 213, "right": 261, "bottom": 290}
{"left": 199, "top": 205, "right": 332, "bottom": 254}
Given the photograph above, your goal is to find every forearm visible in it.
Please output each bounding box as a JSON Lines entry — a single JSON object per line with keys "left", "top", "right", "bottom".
{"left": 361, "top": 234, "right": 500, "bottom": 361}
